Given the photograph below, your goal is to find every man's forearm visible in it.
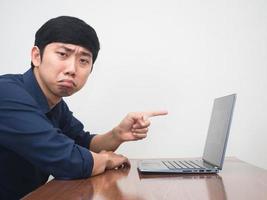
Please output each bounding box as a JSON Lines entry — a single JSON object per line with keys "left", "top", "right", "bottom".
{"left": 89, "top": 127, "right": 123, "bottom": 153}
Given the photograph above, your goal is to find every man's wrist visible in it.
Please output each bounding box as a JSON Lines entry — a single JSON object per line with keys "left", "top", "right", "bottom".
{"left": 111, "top": 126, "right": 124, "bottom": 143}
{"left": 91, "top": 151, "right": 108, "bottom": 176}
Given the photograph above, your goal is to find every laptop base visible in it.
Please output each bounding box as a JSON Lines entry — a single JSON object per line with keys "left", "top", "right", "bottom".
{"left": 138, "top": 159, "right": 219, "bottom": 174}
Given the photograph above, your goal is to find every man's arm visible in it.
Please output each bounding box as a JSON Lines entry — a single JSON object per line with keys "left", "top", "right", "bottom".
{"left": 0, "top": 82, "right": 128, "bottom": 178}
{"left": 89, "top": 111, "right": 168, "bottom": 153}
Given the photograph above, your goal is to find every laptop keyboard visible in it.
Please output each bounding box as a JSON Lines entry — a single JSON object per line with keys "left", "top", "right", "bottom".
{"left": 162, "top": 160, "right": 205, "bottom": 170}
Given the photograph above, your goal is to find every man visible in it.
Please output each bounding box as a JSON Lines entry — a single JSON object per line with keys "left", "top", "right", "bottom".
{"left": 0, "top": 16, "right": 167, "bottom": 199}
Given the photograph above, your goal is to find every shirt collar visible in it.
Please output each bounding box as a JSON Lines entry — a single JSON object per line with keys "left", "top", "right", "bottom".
{"left": 23, "top": 68, "right": 51, "bottom": 114}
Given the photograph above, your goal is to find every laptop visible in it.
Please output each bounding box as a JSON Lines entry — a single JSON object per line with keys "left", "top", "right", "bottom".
{"left": 138, "top": 94, "right": 236, "bottom": 174}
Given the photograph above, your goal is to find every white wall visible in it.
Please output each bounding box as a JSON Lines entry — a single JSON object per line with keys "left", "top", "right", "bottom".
{"left": 1, "top": 0, "right": 267, "bottom": 169}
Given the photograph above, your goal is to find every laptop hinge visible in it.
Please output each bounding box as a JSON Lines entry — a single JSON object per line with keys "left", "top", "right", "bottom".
{"left": 202, "top": 159, "right": 221, "bottom": 170}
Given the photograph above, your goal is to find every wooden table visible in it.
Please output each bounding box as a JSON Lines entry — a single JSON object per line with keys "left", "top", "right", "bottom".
{"left": 22, "top": 157, "right": 267, "bottom": 200}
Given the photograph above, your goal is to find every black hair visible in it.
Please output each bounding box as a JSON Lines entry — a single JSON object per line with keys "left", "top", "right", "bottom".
{"left": 31, "top": 16, "right": 100, "bottom": 68}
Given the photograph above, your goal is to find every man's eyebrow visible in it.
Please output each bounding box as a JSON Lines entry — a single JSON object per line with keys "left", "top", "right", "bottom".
{"left": 58, "top": 45, "right": 92, "bottom": 57}
{"left": 58, "top": 45, "right": 75, "bottom": 52}
{"left": 80, "top": 51, "right": 92, "bottom": 58}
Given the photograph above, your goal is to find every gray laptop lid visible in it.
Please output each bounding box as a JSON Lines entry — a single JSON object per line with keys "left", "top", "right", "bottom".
{"left": 202, "top": 94, "right": 236, "bottom": 169}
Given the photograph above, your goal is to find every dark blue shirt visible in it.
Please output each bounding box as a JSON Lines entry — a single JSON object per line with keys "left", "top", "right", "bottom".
{"left": 0, "top": 69, "right": 95, "bottom": 199}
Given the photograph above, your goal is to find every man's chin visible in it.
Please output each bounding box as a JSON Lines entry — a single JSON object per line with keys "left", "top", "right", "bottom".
{"left": 57, "top": 89, "right": 76, "bottom": 97}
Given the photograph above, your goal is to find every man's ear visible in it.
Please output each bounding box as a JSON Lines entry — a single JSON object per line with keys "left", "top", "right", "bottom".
{"left": 31, "top": 46, "right": 41, "bottom": 67}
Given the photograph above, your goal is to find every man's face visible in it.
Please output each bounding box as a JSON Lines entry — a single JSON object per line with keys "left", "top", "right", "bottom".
{"left": 32, "top": 42, "right": 93, "bottom": 102}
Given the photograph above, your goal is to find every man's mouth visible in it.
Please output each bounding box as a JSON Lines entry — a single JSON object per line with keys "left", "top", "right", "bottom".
{"left": 58, "top": 79, "right": 77, "bottom": 88}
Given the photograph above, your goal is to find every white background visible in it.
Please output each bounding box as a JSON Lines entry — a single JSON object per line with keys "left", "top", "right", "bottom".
{"left": 1, "top": 0, "right": 267, "bottom": 170}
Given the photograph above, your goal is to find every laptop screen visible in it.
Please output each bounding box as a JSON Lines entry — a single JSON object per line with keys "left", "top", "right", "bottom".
{"left": 202, "top": 94, "right": 236, "bottom": 169}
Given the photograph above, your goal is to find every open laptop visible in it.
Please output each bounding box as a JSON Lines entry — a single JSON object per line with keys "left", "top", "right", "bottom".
{"left": 138, "top": 94, "right": 236, "bottom": 174}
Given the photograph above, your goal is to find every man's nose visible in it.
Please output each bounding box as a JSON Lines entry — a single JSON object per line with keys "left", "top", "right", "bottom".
{"left": 64, "top": 59, "right": 77, "bottom": 77}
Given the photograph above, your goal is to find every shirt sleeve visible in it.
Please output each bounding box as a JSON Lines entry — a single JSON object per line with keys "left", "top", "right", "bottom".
{"left": 58, "top": 101, "right": 96, "bottom": 149}
{"left": 0, "top": 82, "right": 94, "bottom": 179}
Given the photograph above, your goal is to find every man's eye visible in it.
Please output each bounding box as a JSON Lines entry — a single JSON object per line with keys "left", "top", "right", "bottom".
{"left": 80, "top": 59, "right": 90, "bottom": 65}
{"left": 57, "top": 52, "right": 67, "bottom": 57}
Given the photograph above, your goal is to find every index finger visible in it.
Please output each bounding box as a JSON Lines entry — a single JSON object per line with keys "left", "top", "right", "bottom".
{"left": 144, "top": 110, "right": 168, "bottom": 118}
